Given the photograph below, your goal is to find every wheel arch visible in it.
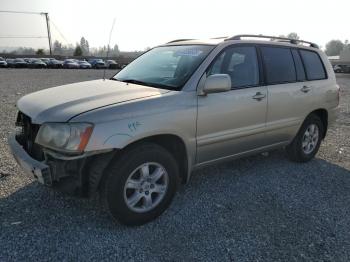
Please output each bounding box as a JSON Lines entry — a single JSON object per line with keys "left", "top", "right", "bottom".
{"left": 123, "top": 134, "right": 191, "bottom": 184}
{"left": 308, "top": 108, "right": 328, "bottom": 138}
{"left": 86, "top": 133, "right": 192, "bottom": 196}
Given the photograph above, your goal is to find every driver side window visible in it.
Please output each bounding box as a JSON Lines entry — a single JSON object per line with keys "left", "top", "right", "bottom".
{"left": 208, "top": 46, "right": 259, "bottom": 88}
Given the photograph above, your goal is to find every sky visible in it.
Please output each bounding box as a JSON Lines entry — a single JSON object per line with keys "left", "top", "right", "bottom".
{"left": 0, "top": 0, "right": 349, "bottom": 51}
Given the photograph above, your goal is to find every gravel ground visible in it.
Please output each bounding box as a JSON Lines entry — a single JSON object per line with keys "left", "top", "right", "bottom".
{"left": 0, "top": 69, "right": 350, "bottom": 261}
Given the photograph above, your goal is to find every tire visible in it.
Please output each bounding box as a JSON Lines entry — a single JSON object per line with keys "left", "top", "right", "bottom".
{"left": 286, "top": 114, "right": 324, "bottom": 162}
{"left": 100, "top": 143, "right": 179, "bottom": 226}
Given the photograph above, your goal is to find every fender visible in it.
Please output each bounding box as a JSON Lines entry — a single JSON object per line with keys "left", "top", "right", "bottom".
{"left": 83, "top": 117, "right": 197, "bottom": 183}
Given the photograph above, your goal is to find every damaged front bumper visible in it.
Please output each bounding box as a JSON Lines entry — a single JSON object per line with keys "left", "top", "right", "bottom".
{"left": 8, "top": 133, "right": 52, "bottom": 185}
{"left": 8, "top": 132, "right": 114, "bottom": 196}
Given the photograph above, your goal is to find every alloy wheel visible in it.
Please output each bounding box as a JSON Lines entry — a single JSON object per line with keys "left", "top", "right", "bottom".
{"left": 302, "top": 124, "right": 319, "bottom": 154}
{"left": 123, "top": 162, "right": 169, "bottom": 213}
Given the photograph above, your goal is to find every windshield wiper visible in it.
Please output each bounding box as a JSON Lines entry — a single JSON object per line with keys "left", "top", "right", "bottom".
{"left": 114, "top": 78, "right": 176, "bottom": 90}
{"left": 119, "top": 79, "right": 152, "bottom": 86}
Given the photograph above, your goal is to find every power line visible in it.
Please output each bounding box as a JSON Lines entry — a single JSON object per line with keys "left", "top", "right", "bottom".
{"left": 50, "top": 19, "right": 70, "bottom": 44}
{"left": 0, "top": 10, "right": 53, "bottom": 55}
{"left": 0, "top": 36, "right": 47, "bottom": 39}
{"left": 0, "top": 10, "right": 44, "bottom": 15}
{"left": 0, "top": 10, "right": 71, "bottom": 45}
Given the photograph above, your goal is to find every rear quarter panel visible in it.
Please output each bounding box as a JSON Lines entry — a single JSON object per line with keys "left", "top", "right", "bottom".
{"left": 318, "top": 50, "right": 340, "bottom": 121}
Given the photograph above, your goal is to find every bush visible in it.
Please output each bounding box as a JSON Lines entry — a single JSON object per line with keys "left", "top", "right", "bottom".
{"left": 36, "top": 49, "right": 45, "bottom": 55}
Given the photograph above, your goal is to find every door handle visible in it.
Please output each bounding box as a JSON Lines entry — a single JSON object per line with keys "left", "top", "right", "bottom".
{"left": 300, "top": 85, "right": 311, "bottom": 93}
{"left": 252, "top": 92, "right": 266, "bottom": 101}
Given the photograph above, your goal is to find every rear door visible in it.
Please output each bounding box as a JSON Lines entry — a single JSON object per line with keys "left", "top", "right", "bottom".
{"left": 262, "top": 46, "right": 327, "bottom": 144}
{"left": 196, "top": 45, "right": 268, "bottom": 164}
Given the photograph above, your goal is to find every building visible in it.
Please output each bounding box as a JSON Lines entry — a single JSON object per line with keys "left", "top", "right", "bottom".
{"left": 329, "top": 50, "right": 350, "bottom": 66}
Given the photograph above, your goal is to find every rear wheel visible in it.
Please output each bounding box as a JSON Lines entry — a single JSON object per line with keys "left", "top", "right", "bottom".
{"left": 286, "top": 114, "right": 324, "bottom": 162}
{"left": 100, "top": 143, "right": 179, "bottom": 226}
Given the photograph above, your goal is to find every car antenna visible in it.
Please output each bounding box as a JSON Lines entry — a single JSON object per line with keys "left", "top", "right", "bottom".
{"left": 103, "top": 18, "right": 116, "bottom": 81}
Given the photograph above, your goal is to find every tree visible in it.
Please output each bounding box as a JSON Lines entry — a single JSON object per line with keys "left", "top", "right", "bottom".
{"left": 53, "top": 40, "right": 63, "bottom": 55}
{"left": 342, "top": 40, "right": 350, "bottom": 52}
{"left": 21, "top": 47, "right": 36, "bottom": 55}
{"left": 279, "top": 32, "right": 300, "bottom": 40}
{"left": 111, "top": 44, "right": 120, "bottom": 56}
{"left": 287, "top": 32, "right": 300, "bottom": 40}
{"left": 80, "top": 37, "right": 90, "bottom": 55}
{"left": 73, "top": 45, "right": 83, "bottom": 56}
{"left": 325, "top": 40, "right": 344, "bottom": 56}
{"left": 96, "top": 45, "right": 107, "bottom": 57}
{"left": 36, "top": 49, "right": 45, "bottom": 55}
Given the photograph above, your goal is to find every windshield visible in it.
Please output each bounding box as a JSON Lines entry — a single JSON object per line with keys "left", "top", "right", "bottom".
{"left": 113, "top": 45, "right": 214, "bottom": 90}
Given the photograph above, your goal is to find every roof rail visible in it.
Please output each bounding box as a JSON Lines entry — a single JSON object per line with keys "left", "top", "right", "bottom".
{"left": 225, "top": 34, "right": 319, "bottom": 49}
{"left": 167, "top": 39, "right": 195, "bottom": 44}
{"left": 211, "top": 36, "right": 228, "bottom": 39}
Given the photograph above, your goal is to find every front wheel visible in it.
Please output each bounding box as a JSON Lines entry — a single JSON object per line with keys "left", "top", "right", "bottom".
{"left": 286, "top": 114, "right": 324, "bottom": 162}
{"left": 100, "top": 143, "right": 179, "bottom": 226}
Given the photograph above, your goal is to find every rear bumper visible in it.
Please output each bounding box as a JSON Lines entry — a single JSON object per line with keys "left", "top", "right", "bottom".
{"left": 8, "top": 134, "right": 52, "bottom": 185}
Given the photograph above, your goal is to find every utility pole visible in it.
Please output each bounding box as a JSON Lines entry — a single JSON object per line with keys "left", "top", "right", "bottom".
{"left": 43, "top": 12, "right": 52, "bottom": 55}
{"left": 0, "top": 10, "right": 54, "bottom": 55}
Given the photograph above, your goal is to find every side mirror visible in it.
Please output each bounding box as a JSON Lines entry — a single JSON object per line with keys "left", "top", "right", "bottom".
{"left": 201, "top": 74, "right": 231, "bottom": 95}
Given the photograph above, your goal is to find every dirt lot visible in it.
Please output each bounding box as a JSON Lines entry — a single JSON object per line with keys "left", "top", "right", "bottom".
{"left": 0, "top": 69, "right": 350, "bottom": 261}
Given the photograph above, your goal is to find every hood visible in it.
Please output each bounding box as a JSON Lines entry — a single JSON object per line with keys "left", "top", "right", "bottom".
{"left": 17, "top": 79, "right": 170, "bottom": 123}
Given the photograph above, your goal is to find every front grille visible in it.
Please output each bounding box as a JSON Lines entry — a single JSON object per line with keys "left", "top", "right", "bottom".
{"left": 16, "top": 111, "right": 44, "bottom": 160}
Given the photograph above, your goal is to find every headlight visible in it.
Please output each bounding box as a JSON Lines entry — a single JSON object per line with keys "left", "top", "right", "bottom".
{"left": 35, "top": 123, "right": 93, "bottom": 153}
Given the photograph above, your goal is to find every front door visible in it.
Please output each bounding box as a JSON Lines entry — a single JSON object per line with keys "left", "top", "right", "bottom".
{"left": 196, "top": 45, "right": 267, "bottom": 164}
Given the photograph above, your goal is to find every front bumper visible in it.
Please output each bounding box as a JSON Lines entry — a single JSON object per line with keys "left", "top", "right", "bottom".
{"left": 8, "top": 130, "right": 115, "bottom": 196}
{"left": 8, "top": 134, "right": 52, "bottom": 185}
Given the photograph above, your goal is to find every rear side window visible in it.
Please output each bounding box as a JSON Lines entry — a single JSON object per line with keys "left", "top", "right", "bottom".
{"left": 261, "top": 47, "right": 296, "bottom": 84}
{"left": 299, "top": 50, "right": 326, "bottom": 80}
{"left": 291, "top": 49, "right": 306, "bottom": 81}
